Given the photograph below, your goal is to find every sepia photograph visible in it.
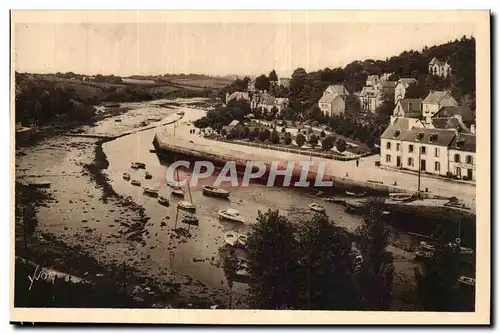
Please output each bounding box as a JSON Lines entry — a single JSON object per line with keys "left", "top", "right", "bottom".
{"left": 10, "top": 10, "right": 490, "bottom": 324}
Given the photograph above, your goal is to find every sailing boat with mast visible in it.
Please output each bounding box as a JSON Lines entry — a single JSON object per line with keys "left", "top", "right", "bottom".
{"left": 170, "top": 167, "right": 185, "bottom": 197}
{"left": 177, "top": 171, "right": 196, "bottom": 213}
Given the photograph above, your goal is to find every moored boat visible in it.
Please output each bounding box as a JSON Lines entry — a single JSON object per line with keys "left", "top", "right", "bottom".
{"left": 171, "top": 189, "right": 185, "bottom": 197}
{"left": 131, "top": 162, "right": 146, "bottom": 170}
{"left": 202, "top": 186, "right": 230, "bottom": 198}
{"left": 177, "top": 200, "right": 196, "bottom": 212}
{"left": 26, "top": 180, "right": 51, "bottom": 188}
{"left": 238, "top": 234, "right": 248, "bottom": 247}
{"left": 143, "top": 187, "right": 159, "bottom": 197}
{"left": 131, "top": 180, "right": 141, "bottom": 186}
{"left": 123, "top": 172, "right": 131, "bottom": 180}
{"left": 345, "top": 191, "right": 367, "bottom": 198}
{"left": 158, "top": 195, "right": 169, "bottom": 206}
{"left": 345, "top": 200, "right": 365, "bottom": 214}
{"left": 389, "top": 192, "right": 414, "bottom": 202}
{"left": 224, "top": 232, "right": 239, "bottom": 246}
{"left": 218, "top": 209, "right": 245, "bottom": 223}
{"left": 182, "top": 214, "right": 199, "bottom": 225}
{"left": 308, "top": 203, "right": 326, "bottom": 213}
{"left": 145, "top": 171, "right": 152, "bottom": 179}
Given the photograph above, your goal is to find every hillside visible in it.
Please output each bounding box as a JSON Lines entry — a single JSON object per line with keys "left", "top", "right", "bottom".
{"left": 14, "top": 73, "right": 218, "bottom": 128}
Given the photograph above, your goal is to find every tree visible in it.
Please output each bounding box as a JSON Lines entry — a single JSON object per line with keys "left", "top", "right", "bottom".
{"left": 297, "top": 214, "right": 359, "bottom": 310}
{"left": 249, "top": 128, "right": 259, "bottom": 141}
{"left": 295, "top": 133, "right": 306, "bottom": 147}
{"left": 355, "top": 198, "right": 394, "bottom": 310}
{"left": 309, "top": 134, "right": 318, "bottom": 149}
{"left": 268, "top": 70, "right": 278, "bottom": 83}
{"left": 258, "top": 129, "right": 271, "bottom": 142}
{"left": 336, "top": 139, "right": 347, "bottom": 153}
{"left": 283, "top": 132, "right": 292, "bottom": 145}
{"left": 320, "top": 130, "right": 326, "bottom": 138}
{"left": 242, "top": 126, "right": 251, "bottom": 139}
{"left": 247, "top": 210, "right": 299, "bottom": 309}
{"left": 321, "top": 135, "right": 335, "bottom": 151}
{"left": 271, "top": 130, "right": 280, "bottom": 144}
{"left": 220, "top": 128, "right": 227, "bottom": 137}
{"left": 415, "top": 238, "right": 472, "bottom": 311}
{"left": 255, "top": 74, "right": 271, "bottom": 92}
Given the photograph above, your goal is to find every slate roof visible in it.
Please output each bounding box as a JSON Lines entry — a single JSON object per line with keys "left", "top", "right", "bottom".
{"left": 397, "top": 78, "right": 417, "bottom": 86}
{"left": 432, "top": 117, "right": 471, "bottom": 133}
{"left": 422, "top": 91, "right": 455, "bottom": 105}
{"left": 399, "top": 128, "right": 457, "bottom": 147}
{"left": 318, "top": 94, "right": 344, "bottom": 104}
{"left": 429, "top": 57, "right": 448, "bottom": 66}
{"left": 380, "top": 118, "right": 412, "bottom": 140}
{"left": 450, "top": 133, "right": 476, "bottom": 153}
{"left": 227, "top": 91, "right": 249, "bottom": 102}
{"left": 434, "top": 105, "right": 474, "bottom": 123}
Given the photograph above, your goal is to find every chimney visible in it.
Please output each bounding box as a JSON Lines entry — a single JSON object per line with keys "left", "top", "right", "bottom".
{"left": 390, "top": 116, "right": 397, "bottom": 125}
{"left": 470, "top": 124, "right": 476, "bottom": 134}
{"left": 425, "top": 116, "right": 432, "bottom": 124}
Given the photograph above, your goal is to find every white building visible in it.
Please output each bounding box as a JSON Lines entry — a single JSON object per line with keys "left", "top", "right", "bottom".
{"left": 428, "top": 57, "right": 452, "bottom": 78}
{"left": 394, "top": 78, "right": 417, "bottom": 102}
{"left": 448, "top": 133, "right": 476, "bottom": 181}
{"left": 318, "top": 85, "right": 350, "bottom": 116}
{"left": 380, "top": 117, "right": 474, "bottom": 180}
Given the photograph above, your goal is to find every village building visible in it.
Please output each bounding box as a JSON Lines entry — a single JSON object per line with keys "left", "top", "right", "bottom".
{"left": 428, "top": 57, "right": 452, "bottom": 78}
{"left": 448, "top": 133, "right": 476, "bottom": 181}
{"left": 250, "top": 92, "right": 288, "bottom": 113}
{"left": 394, "top": 78, "right": 417, "bottom": 102}
{"left": 247, "top": 77, "right": 257, "bottom": 92}
{"left": 318, "top": 84, "right": 350, "bottom": 116}
{"left": 433, "top": 105, "right": 474, "bottom": 125}
{"left": 359, "top": 87, "right": 382, "bottom": 113}
{"left": 225, "top": 91, "right": 250, "bottom": 104}
{"left": 422, "top": 90, "right": 458, "bottom": 118}
{"left": 380, "top": 116, "right": 476, "bottom": 181}
{"left": 222, "top": 120, "right": 244, "bottom": 135}
{"left": 430, "top": 115, "right": 472, "bottom": 134}
{"left": 393, "top": 98, "right": 422, "bottom": 118}
{"left": 279, "top": 77, "right": 291, "bottom": 88}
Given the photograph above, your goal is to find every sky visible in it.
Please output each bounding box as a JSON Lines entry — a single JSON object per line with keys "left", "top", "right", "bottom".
{"left": 14, "top": 22, "right": 475, "bottom": 77}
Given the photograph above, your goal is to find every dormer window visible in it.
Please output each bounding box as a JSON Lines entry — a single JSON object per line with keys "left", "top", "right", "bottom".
{"left": 429, "top": 134, "right": 437, "bottom": 143}
{"left": 393, "top": 130, "right": 400, "bottom": 138}
{"left": 456, "top": 140, "right": 464, "bottom": 149}
{"left": 415, "top": 133, "right": 423, "bottom": 141}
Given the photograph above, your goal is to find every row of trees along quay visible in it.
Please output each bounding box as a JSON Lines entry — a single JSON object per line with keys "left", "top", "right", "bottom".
{"left": 218, "top": 199, "right": 474, "bottom": 311}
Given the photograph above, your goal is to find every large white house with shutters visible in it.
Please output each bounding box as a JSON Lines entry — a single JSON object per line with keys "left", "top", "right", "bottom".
{"left": 380, "top": 117, "right": 476, "bottom": 181}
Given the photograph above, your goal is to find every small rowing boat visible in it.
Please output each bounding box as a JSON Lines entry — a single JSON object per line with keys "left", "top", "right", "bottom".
{"left": 171, "top": 189, "right": 185, "bottom": 197}
{"left": 143, "top": 187, "right": 159, "bottom": 197}
{"left": 131, "top": 162, "right": 146, "bottom": 170}
{"left": 218, "top": 209, "right": 245, "bottom": 223}
{"left": 224, "top": 232, "right": 239, "bottom": 246}
{"left": 389, "top": 193, "right": 414, "bottom": 202}
{"left": 123, "top": 172, "right": 131, "bottom": 181}
{"left": 238, "top": 234, "right": 248, "bottom": 247}
{"left": 308, "top": 203, "right": 326, "bottom": 213}
{"left": 144, "top": 171, "right": 152, "bottom": 179}
{"left": 158, "top": 195, "right": 169, "bottom": 206}
{"left": 182, "top": 214, "right": 199, "bottom": 225}
{"left": 131, "top": 180, "right": 141, "bottom": 186}
{"left": 26, "top": 180, "right": 51, "bottom": 188}
{"left": 202, "top": 186, "right": 230, "bottom": 199}
{"left": 177, "top": 200, "right": 196, "bottom": 212}
{"left": 345, "top": 191, "right": 367, "bottom": 198}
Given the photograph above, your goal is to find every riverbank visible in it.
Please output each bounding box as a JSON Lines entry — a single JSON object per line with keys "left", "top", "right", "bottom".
{"left": 14, "top": 98, "right": 239, "bottom": 309}
{"left": 154, "top": 108, "right": 476, "bottom": 211}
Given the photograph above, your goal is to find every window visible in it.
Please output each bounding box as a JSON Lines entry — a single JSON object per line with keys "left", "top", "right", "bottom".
{"left": 408, "top": 157, "right": 414, "bottom": 167}
{"left": 386, "top": 155, "right": 391, "bottom": 163}
{"left": 396, "top": 143, "right": 400, "bottom": 151}
{"left": 435, "top": 148, "right": 439, "bottom": 157}
{"left": 466, "top": 155, "right": 473, "bottom": 164}
{"left": 421, "top": 146, "right": 426, "bottom": 155}
{"left": 435, "top": 162, "right": 440, "bottom": 172}
{"left": 454, "top": 154, "right": 460, "bottom": 163}
{"left": 409, "top": 144, "right": 414, "bottom": 153}
{"left": 386, "top": 142, "right": 391, "bottom": 150}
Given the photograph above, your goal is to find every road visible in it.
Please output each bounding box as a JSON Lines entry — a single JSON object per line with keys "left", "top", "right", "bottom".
{"left": 157, "top": 107, "right": 476, "bottom": 210}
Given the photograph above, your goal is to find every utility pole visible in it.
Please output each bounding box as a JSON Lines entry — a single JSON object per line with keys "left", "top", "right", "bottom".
{"left": 417, "top": 148, "right": 421, "bottom": 192}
